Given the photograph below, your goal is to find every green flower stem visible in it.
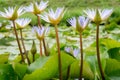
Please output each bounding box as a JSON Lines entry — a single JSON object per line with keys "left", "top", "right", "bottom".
{"left": 37, "top": 15, "right": 48, "bottom": 56}
{"left": 20, "top": 29, "right": 31, "bottom": 65}
{"left": 12, "top": 21, "right": 25, "bottom": 63}
{"left": 54, "top": 25, "right": 62, "bottom": 80}
{"left": 79, "top": 33, "right": 83, "bottom": 80}
{"left": 96, "top": 24, "right": 105, "bottom": 80}
{"left": 40, "top": 40, "right": 43, "bottom": 56}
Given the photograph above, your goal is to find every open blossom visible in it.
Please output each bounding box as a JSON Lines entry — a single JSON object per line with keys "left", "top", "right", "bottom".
{"left": 32, "top": 26, "right": 48, "bottom": 40}
{"left": 65, "top": 47, "right": 79, "bottom": 58}
{"left": 0, "top": 6, "right": 25, "bottom": 20}
{"left": 25, "top": 1, "right": 48, "bottom": 15}
{"left": 40, "top": 7, "right": 65, "bottom": 25}
{"left": 65, "top": 47, "right": 73, "bottom": 53}
{"left": 83, "top": 8, "right": 113, "bottom": 24}
{"left": 68, "top": 16, "right": 89, "bottom": 33}
{"left": 73, "top": 48, "right": 79, "bottom": 58}
{"left": 15, "top": 18, "right": 31, "bottom": 29}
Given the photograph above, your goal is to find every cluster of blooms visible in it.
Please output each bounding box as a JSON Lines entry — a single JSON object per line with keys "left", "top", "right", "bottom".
{"left": 0, "top": 0, "right": 113, "bottom": 41}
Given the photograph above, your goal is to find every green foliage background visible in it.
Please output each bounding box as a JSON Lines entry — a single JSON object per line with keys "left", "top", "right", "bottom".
{"left": 0, "top": 0, "right": 120, "bottom": 26}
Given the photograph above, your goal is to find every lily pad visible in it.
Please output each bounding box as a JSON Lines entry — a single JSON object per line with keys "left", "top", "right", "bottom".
{"left": 12, "top": 63, "right": 27, "bottom": 80}
{"left": 102, "top": 38, "right": 120, "bottom": 50}
{"left": 108, "top": 48, "right": 120, "bottom": 61}
{"left": 23, "top": 52, "right": 75, "bottom": 80}
{"left": 69, "top": 60, "right": 94, "bottom": 80}
{"left": 105, "top": 59, "right": 120, "bottom": 79}
{"left": 0, "top": 64, "right": 17, "bottom": 80}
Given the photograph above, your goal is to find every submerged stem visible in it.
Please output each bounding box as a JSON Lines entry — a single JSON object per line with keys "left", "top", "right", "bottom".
{"left": 20, "top": 29, "right": 30, "bottom": 65}
{"left": 79, "top": 33, "right": 83, "bottom": 80}
{"left": 54, "top": 25, "right": 62, "bottom": 80}
{"left": 96, "top": 24, "right": 105, "bottom": 80}
{"left": 12, "top": 21, "right": 25, "bottom": 63}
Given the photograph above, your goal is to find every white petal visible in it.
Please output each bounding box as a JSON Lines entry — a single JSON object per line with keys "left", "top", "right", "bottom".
{"left": 39, "top": 1, "right": 48, "bottom": 11}
{"left": 78, "top": 16, "right": 85, "bottom": 27}
{"left": 67, "top": 17, "right": 76, "bottom": 28}
{"left": 100, "top": 9, "right": 113, "bottom": 20}
{"left": 39, "top": 12, "right": 50, "bottom": 23}
{"left": 15, "top": 18, "right": 31, "bottom": 28}
{"left": 83, "top": 9, "right": 96, "bottom": 21}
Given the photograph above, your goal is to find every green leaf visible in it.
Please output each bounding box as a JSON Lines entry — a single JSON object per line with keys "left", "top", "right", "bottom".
{"left": 23, "top": 53, "right": 75, "bottom": 80}
{"left": 13, "top": 55, "right": 23, "bottom": 63}
{"left": 105, "top": 59, "right": 120, "bottom": 77}
{"left": 28, "top": 56, "right": 50, "bottom": 73}
{"left": 84, "top": 46, "right": 96, "bottom": 56}
{"left": 84, "top": 38, "right": 106, "bottom": 56}
{"left": 69, "top": 60, "right": 94, "bottom": 80}
{"left": 0, "top": 54, "right": 9, "bottom": 64}
{"left": 102, "top": 38, "right": 120, "bottom": 50}
{"left": 85, "top": 54, "right": 107, "bottom": 80}
{"left": 108, "top": 48, "right": 120, "bottom": 61}
{"left": 12, "top": 63, "right": 27, "bottom": 79}
{"left": 0, "top": 64, "right": 17, "bottom": 80}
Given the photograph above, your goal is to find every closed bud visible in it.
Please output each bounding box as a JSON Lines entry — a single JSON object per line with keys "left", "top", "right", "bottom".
{"left": 30, "top": 40, "right": 37, "bottom": 55}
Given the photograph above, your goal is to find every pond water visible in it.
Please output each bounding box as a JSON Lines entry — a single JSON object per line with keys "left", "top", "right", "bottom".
{"left": 0, "top": 25, "right": 111, "bottom": 59}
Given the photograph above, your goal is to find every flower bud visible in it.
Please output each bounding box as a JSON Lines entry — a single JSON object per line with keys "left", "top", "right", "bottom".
{"left": 30, "top": 40, "right": 37, "bottom": 55}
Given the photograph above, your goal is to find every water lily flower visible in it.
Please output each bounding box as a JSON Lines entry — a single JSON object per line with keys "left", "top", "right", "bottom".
{"left": 65, "top": 47, "right": 79, "bottom": 58}
{"left": 32, "top": 26, "right": 48, "bottom": 40}
{"left": 84, "top": 8, "right": 113, "bottom": 80}
{"left": 73, "top": 48, "right": 79, "bottom": 58}
{"left": 68, "top": 16, "right": 89, "bottom": 79}
{"left": 32, "top": 26, "right": 49, "bottom": 56}
{"left": 15, "top": 18, "right": 31, "bottom": 29}
{"left": 0, "top": 6, "right": 25, "bottom": 20}
{"left": 68, "top": 16, "right": 89, "bottom": 33}
{"left": 40, "top": 7, "right": 65, "bottom": 25}
{"left": 25, "top": 1, "right": 48, "bottom": 15}
{"left": 65, "top": 47, "right": 73, "bottom": 53}
{"left": 83, "top": 8, "right": 113, "bottom": 24}
{"left": 40, "top": 7, "right": 65, "bottom": 79}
